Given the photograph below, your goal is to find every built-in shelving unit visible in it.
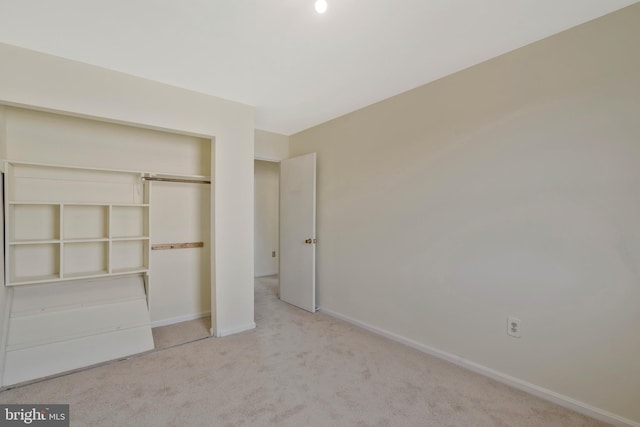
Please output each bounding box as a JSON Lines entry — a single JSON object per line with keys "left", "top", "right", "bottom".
{"left": 3, "top": 161, "right": 151, "bottom": 286}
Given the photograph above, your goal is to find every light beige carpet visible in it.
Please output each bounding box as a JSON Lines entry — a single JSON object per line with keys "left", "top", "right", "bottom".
{"left": 0, "top": 276, "right": 607, "bottom": 426}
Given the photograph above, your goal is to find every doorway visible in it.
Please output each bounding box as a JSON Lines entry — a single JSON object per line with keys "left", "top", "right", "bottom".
{"left": 254, "top": 160, "right": 281, "bottom": 278}
{"left": 254, "top": 153, "right": 317, "bottom": 313}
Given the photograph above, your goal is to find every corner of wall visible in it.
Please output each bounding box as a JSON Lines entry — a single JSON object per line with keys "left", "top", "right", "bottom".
{"left": 254, "top": 129, "right": 290, "bottom": 161}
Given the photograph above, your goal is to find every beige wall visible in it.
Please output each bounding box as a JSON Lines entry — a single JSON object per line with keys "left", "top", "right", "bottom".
{"left": 3, "top": 106, "right": 210, "bottom": 174}
{"left": 0, "top": 42, "right": 255, "bottom": 338}
{"left": 254, "top": 160, "right": 280, "bottom": 277}
{"left": 255, "top": 129, "right": 289, "bottom": 161}
{"left": 291, "top": 4, "right": 640, "bottom": 424}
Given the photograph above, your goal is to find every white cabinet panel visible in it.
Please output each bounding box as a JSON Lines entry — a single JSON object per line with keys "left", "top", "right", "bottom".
{"left": 2, "top": 275, "right": 154, "bottom": 386}
{"left": 7, "top": 298, "right": 150, "bottom": 350}
{"left": 3, "top": 326, "right": 153, "bottom": 386}
{"left": 10, "top": 276, "right": 146, "bottom": 314}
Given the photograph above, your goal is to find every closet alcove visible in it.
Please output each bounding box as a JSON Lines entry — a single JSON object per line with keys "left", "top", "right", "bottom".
{"left": 0, "top": 106, "right": 213, "bottom": 385}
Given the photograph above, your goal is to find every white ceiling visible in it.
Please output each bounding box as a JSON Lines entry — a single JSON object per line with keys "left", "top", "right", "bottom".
{"left": 0, "top": 0, "right": 638, "bottom": 135}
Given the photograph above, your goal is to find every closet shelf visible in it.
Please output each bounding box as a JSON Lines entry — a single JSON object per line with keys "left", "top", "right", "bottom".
{"left": 9, "top": 239, "right": 60, "bottom": 245}
{"left": 9, "top": 274, "right": 61, "bottom": 287}
{"left": 64, "top": 270, "right": 110, "bottom": 280}
{"left": 4, "top": 162, "right": 151, "bottom": 286}
{"left": 112, "top": 267, "right": 148, "bottom": 275}
{"left": 64, "top": 238, "right": 109, "bottom": 243}
{"left": 111, "top": 236, "right": 149, "bottom": 241}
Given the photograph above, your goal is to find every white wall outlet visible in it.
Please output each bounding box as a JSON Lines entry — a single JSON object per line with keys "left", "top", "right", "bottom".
{"left": 507, "top": 316, "right": 521, "bottom": 338}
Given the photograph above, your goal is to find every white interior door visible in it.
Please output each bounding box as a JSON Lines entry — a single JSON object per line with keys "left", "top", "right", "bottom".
{"left": 280, "top": 153, "right": 317, "bottom": 313}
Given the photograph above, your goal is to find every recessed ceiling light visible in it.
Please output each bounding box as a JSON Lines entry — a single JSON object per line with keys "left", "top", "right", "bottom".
{"left": 315, "top": 0, "right": 327, "bottom": 14}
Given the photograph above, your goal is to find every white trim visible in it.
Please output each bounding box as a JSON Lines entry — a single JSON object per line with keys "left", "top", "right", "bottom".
{"left": 318, "top": 306, "right": 639, "bottom": 427}
{"left": 217, "top": 322, "right": 256, "bottom": 337}
{"left": 150, "top": 312, "right": 210, "bottom": 328}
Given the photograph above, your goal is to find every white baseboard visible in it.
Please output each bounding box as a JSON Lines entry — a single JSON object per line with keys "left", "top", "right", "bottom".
{"left": 217, "top": 322, "right": 256, "bottom": 337}
{"left": 151, "top": 312, "right": 210, "bottom": 328}
{"left": 318, "top": 306, "right": 639, "bottom": 427}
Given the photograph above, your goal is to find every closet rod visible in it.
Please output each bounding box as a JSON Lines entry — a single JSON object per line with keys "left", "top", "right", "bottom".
{"left": 142, "top": 177, "right": 211, "bottom": 184}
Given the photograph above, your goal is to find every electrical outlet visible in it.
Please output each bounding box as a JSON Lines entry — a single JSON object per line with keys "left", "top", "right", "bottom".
{"left": 272, "top": 251, "right": 276, "bottom": 257}
{"left": 507, "top": 317, "right": 521, "bottom": 338}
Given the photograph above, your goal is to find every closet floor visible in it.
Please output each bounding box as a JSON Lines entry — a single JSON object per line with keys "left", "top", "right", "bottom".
{"left": 151, "top": 317, "right": 211, "bottom": 350}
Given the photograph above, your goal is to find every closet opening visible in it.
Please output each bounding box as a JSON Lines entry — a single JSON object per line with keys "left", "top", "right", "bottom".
{"left": 149, "top": 175, "right": 212, "bottom": 349}
{"left": 0, "top": 105, "right": 215, "bottom": 386}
